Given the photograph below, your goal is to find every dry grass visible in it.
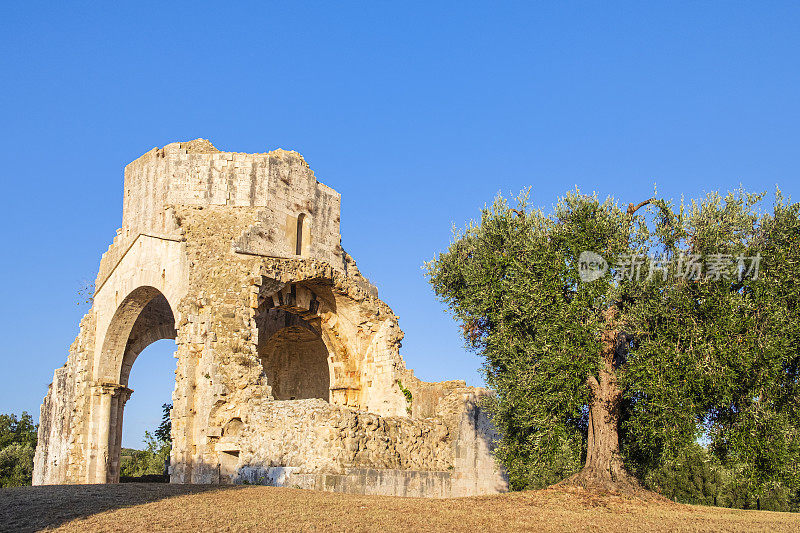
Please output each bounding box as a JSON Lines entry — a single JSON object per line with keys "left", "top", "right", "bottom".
{"left": 1, "top": 483, "right": 798, "bottom": 532}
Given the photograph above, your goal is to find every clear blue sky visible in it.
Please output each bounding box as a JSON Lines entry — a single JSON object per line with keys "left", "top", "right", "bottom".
{"left": 1, "top": 2, "right": 798, "bottom": 448}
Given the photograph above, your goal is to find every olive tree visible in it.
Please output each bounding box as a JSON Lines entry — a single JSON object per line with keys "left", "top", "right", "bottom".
{"left": 426, "top": 189, "right": 799, "bottom": 494}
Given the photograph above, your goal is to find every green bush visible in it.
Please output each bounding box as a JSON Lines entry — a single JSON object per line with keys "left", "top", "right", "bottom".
{"left": 120, "top": 404, "right": 172, "bottom": 478}
{"left": 0, "top": 443, "right": 35, "bottom": 487}
{"left": 0, "top": 412, "right": 38, "bottom": 487}
{"left": 645, "top": 443, "right": 799, "bottom": 511}
{"left": 120, "top": 431, "right": 171, "bottom": 478}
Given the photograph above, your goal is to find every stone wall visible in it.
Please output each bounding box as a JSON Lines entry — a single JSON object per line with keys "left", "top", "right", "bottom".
{"left": 217, "top": 392, "right": 507, "bottom": 497}
{"left": 97, "top": 139, "right": 346, "bottom": 295}
{"left": 33, "top": 313, "right": 94, "bottom": 485}
{"left": 232, "top": 399, "right": 452, "bottom": 473}
{"left": 34, "top": 140, "right": 508, "bottom": 496}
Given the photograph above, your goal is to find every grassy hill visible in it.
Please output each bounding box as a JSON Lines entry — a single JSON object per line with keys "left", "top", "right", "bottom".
{"left": 1, "top": 484, "right": 797, "bottom": 532}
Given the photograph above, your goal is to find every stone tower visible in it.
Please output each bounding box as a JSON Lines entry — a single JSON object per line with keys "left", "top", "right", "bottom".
{"left": 33, "top": 140, "right": 507, "bottom": 496}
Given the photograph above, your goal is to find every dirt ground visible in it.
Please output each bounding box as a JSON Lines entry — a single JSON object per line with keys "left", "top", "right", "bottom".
{"left": 1, "top": 483, "right": 797, "bottom": 532}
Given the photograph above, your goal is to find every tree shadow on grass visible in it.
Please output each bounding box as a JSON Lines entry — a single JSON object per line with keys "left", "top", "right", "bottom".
{"left": 0, "top": 483, "right": 240, "bottom": 532}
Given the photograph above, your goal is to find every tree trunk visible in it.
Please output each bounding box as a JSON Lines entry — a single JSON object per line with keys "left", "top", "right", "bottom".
{"left": 558, "top": 308, "right": 643, "bottom": 493}
{"left": 583, "top": 366, "right": 629, "bottom": 482}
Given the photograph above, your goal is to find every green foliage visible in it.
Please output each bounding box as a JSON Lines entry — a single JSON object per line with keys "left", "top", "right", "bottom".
{"left": 723, "top": 466, "right": 796, "bottom": 511}
{"left": 0, "top": 443, "right": 35, "bottom": 487}
{"left": 426, "top": 188, "right": 800, "bottom": 500}
{"left": 396, "top": 381, "right": 413, "bottom": 415}
{"left": 0, "top": 412, "right": 37, "bottom": 449}
{"left": 0, "top": 412, "right": 38, "bottom": 487}
{"left": 645, "top": 443, "right": 725, "bottom": 505}
{"left": 646, "top": 443, "right": 798, "bottom": 511}
{"left": 120, "top": 431, "right": 171, "bottom": 478}
{"left": 120, "top": 404, "right": 172, "bottom": 479}
{"left": 155, "top": 403, "right": 172, "bottom": 443}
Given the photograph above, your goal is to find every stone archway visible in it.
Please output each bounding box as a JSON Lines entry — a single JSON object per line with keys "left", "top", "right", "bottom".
{"left": 90, "top": 286, "right": 177, "bottom": 483}
{"left": 254, "top": 280, "right": 366, "bottom": 409}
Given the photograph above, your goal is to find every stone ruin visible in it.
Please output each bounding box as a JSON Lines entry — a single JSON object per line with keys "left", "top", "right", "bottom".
{"left": 33, "top": 140, "right": 508, "bottom": 497}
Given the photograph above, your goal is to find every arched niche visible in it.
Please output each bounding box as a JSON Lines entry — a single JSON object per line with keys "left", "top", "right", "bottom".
{"left": 256, "top": 307, "right": 330, "bottom": 401}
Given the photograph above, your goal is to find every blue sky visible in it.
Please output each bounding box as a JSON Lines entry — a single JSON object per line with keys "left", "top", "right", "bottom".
{"left": 1, "top": 2, "right": 798, "bottom": 448}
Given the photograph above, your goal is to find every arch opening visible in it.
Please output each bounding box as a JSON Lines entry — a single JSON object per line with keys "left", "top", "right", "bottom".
{"left": 118, "top": 339, "right": 175, "bottom": 481}
{"left": 98, "top": 286, "right": 177, "bottom": 483}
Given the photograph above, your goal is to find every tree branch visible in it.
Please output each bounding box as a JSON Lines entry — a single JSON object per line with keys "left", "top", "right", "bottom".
{"left": 627, "top": 198, "right": 654, "bottom": 216}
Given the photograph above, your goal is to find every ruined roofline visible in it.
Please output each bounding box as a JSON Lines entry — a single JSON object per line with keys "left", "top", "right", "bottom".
{"left": 155, "top": 138, "right": 309, "bottom": 162}
{"left": 125, "top": 138, "right": 338, "bottom": 196}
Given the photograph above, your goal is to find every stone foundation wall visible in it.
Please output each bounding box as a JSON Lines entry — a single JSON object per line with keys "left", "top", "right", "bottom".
{"left": 228, "top": 399, "right": 452, "bottom": 474}
{"left": 219, "top": 394, "right": 506, "bottom": 497}
{"left": 238, "top": 467, "right": 454, "bottom": 498}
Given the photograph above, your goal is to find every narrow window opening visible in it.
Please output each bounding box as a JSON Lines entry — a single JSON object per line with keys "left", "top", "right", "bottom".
{"left": 295, "top": 214, "right": 305, "bottom": 255}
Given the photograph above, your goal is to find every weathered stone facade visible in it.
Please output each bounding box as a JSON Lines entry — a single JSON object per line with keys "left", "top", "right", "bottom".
{"left": 33, "top": 140, "right": 508, "bottom": 497}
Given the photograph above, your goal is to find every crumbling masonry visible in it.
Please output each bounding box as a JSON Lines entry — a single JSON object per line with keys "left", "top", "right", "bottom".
{"left": 33, "top": 140, "right": 508, "bottom": 497}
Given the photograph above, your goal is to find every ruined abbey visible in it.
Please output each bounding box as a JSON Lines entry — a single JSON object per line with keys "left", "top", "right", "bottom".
{"left": 33, "top": 140, "right": 507, "bottom": 497}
